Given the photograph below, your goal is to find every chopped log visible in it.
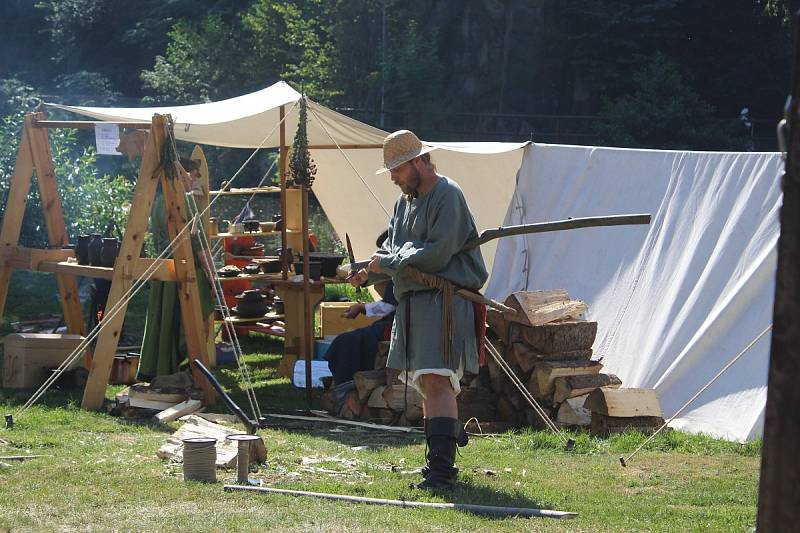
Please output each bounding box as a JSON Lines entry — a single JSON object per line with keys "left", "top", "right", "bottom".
{"left": 385, "top": 367, "right": 402, "bottom": 386}
{"left": 154, "top": 399, "right": 203, "bottom": 423}
{"left": 339, "top": 390, "right": 362, "bottom": 419}
{"left": 367, "top": 385, "right": 389, "bottom": 409}
{"left": 129, "top": 383, "right": 188, "bottom": 404}
{"left": 590, "top": 413, "right": 665, "bottom": 437}
{"left": 553, "top": 373, "right": 622, "bottom": 403}
{"left": 374, "top": 341, "right": 390, "bottom": 369}
{"left": 464, "top": 419, "right": 512, "bottom": 435}
{"left": 524, "top": 406, "right": 556, "bottom": 430}
{"left": 505, "top": 290, "right": 587, "bottom": 327}
{"left": 382, "top": 384, "right": 423, "bottom": 412}
{"left": 583, "top": 388, "right": 663, "bottom": 418}
{"left": 457, "top": 387, "right": 497, "bottom": 423}
{"left": 555, "top": 395, "right": 592, "bottom": 426}
{"left": 403, "top": 403, "right": 424, "bottom": 424}
{"left": 320, "top": 388, "right": 338, "bottom": 415}
{"left": 496, "top": 396, "right": 516, "bottom": 421}
{"left": 510, "top": 342, "right": 593, "bottom": 372}
{"left": 354, "top": 369, "right": 386, "bottom": 401}
{"left": 486, "top": 308, "right": 509, "bottom": 343}
{"left": 528, "top": 360, "right": 603, "bottom": 398}
{"left": 373, "top": 408, "right": 397, "bottom": 425}
{"left": 519, "top": 320, "right": 598, "bottom": 353}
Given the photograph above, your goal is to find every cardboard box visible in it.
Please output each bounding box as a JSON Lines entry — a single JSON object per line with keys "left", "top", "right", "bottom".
{"left": 319, "top": 302, "right": 381, "bottom": 337}
{"left": 3, "top": 333, "right": 85, "bottom": 389}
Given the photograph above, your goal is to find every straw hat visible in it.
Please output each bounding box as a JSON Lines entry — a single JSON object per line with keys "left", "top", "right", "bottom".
{"left": 375, "top": 130, "right": 436, "bottom": 174}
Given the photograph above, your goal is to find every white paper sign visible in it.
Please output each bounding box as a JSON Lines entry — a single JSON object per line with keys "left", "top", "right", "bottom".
{"left": 94, "top": 123, "right": 122, "bottom": 155}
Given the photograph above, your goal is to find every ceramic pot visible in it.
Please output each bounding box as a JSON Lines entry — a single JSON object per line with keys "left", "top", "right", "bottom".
{"left": 243, "top": 219, "right": 260, "bottom": 233}
{"left": 272, "top": 297, "right": 285, "bottom": 315}
{"left": 88, "top": 234, "right": 103, "bottom": 266}
{"left": 76, "top": 235, "right": 91, "bottom": 265}
{"left": 234, "top": 290, "right": 267, "bottom": 317}
{"left": 294, "top": 260, "right": 322, "bottom": 281}
{"left": 243, "top": 263, "right": 261, "bottom": 275}
{"left": 209, "top": 217, "right": 219, "bottom": 236}
{"left": 304, "top": 252, "right": 345, "bottom": 277}
{"left": 100, "top": 238, "right": 119, "bottom": 267}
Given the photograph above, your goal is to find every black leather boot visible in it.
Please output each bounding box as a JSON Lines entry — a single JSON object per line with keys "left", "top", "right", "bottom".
{"left": 416, "top": 417, "right": 464, "bottom": 490}
{"left": 421, "top": 417, "right": 469, "bottom": 481}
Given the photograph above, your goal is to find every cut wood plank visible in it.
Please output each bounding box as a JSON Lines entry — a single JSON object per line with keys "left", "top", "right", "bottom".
{"left": 129, "top": 384, "right": 188, "bottom": 404}
{"left": 556, "top": 395, "right": 592, "bottom": 426}
{"left": 583, "top": 388, "right": 663, "bottom": 418}
{"left": 590, "top": 413, "right": 665, "bottom": 437}
{"left": 510, "top": 343, "right": 593, "bottom": 372}
{"left": 154, "top": 399, "right": 203, "bottom": 423}
{"left": 382, "top": 384, "right": 423, "bottom": 411}
{"left": 553, "top": 373, "right": 622, "bottom": 403}
{"left": 528, "top": 360, "right": 603, "bottom": 398}
{"left": 486, "top": 308, "right": 509, "bottom": 343}
{"left": 157, "top": 414, "right": 266, "bottom": 467}
{"left": 519, "top": 320, "right": 598, "bottom": 353}
{"left": 367, "top": 385, "right": 389, "bottom": 409}
{"left": 354, "top": 369, "right": 386, "bottom": 401}
{"left": 128, "top": 397, "right": 181, "bottom": 411}
{"left": 505, "top": 289, "right": 587, "bottom": 327}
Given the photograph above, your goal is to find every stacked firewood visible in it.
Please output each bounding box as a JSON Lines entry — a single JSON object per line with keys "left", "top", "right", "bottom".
{"left": 322, "top": 340, "right": 499, "bottom": 428}
{"left": 486, "top": 289, "right": 664, "bottom": 435}
{"left": 320, "top": 289, "right": 664, "bottom": 436}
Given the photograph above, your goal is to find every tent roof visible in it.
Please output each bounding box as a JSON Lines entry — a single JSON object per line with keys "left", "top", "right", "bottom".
{"left": 46, "top": 81, "right": 528, "bottom": 276}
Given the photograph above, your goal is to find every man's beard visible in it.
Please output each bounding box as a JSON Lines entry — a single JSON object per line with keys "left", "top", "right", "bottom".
{"left": 399, "top": 166, "right": 421, "bottom": 196}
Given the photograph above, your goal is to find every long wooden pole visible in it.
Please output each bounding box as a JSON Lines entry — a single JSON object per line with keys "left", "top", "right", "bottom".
{"left": 302, "top": 188, "right": 313, "bottom": 409}
{"left": 756, "top": 10, "right": 800, "bottom": 530}
{"left": 223, "top": 485, "right": 577, "bottom": 519}
{"left": 279, "top": 105, "right": 289, "bottom": 280}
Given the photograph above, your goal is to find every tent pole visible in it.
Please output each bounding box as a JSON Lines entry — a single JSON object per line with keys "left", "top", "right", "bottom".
{"left": 279, "top": 105, "right": 288, "bottom": 280}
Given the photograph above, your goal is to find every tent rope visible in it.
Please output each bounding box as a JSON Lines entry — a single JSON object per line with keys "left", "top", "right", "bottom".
{"left": 620, "top": 323, "right": 772, "bottom": 467}
{"left": 306, "top": 104, "right": 391, "bottom": 218}
{"left": 484, "top": 338, "right": 571, "bottom": 446}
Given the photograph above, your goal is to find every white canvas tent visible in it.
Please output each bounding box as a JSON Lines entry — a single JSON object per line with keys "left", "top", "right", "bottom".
{"left": 48, "top": 82, "right": 781, "bottom": 441}
{"left": 47, "top": 81, "right": 526, "bottom": 273}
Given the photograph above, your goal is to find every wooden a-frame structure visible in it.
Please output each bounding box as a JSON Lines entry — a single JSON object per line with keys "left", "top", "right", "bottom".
{"left": 0, "top": 112, "right": 215, "bottom": 409}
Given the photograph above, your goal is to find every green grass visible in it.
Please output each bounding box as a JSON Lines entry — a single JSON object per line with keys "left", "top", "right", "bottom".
{"left": 0, "top": 335, "right": 760, "bottom": 532}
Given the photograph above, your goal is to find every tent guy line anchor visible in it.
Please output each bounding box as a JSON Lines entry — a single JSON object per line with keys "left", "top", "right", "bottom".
{"left": 620, "top": 324, "right": 772, "bottom": 467}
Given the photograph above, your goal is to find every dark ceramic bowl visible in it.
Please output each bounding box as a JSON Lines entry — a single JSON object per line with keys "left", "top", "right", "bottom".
{"left": 304, "top": 252, "right": 345, "bottom": 277}
{"left": 293, "top": 260, "right": 322, "bottom": 281}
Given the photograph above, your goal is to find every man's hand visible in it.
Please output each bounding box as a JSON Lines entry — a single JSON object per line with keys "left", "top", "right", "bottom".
{"left": 367, "top": 254, "right": 383, "bottom": 273}
{"left": 342, "top": 303, "right": 365, "bottom": 319}
{"left": 347, "top": 268, "right": 368, "bottom": 287}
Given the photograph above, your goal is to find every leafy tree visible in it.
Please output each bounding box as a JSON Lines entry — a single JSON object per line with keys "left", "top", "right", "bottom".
{"left": 594, "top": 54, "right": 740, "bottom": 149}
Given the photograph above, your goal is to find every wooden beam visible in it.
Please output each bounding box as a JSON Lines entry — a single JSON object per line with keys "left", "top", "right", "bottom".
{"left": 25, "top": 113, "right": 86, "bottom": 338}
{"left": 279, "top": 105, "right": 289, "bottom": 280}
{"left": 38, "top": 258, "right": 176, "bottom": 281}
{"left": 191, "top": 145, "right": 216, "bottom": 368}
{"left": 33, "top": 120, "right": 150, "bottom": 129}
{"left": 0, "top": 129, "right": 35, "bottom": 319}
{"left": 82, "top": 115, "right": 164, "bottom": 410}
{"left": 307, "top": 144, "right": 382, "bottom": 149}
{"left": 160, "top": 139, "right": 215, "bottom": 404}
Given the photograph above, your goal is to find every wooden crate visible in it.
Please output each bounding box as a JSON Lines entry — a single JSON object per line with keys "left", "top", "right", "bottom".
{"left": 319, "top": 302, "right": 381, "bottom": 337}
{"left": 3, "top": 333, "right": 85, "bottom": 388}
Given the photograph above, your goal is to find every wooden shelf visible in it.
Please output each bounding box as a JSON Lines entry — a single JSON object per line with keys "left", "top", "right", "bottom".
{"left": 214, "top": 273, "right": 344, "bottom": 286}
{"left": 220, "top": 312, "right": 284, "bottom": 324}
{"left": 209, "top": 186, "right": 281, "bottom": 196}
{"left": 211, "top": 229, "right": 298, "bottom": 239}
{"left": 38, "top": 258, "right": 177, "bottom": 281}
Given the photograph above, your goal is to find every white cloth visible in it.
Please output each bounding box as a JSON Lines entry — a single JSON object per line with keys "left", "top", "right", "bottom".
{"left": 364, "top": 300, "right": 395, "bottom": 318}
{"left": 486, "top": 143, "right": 782, "bottom": 442}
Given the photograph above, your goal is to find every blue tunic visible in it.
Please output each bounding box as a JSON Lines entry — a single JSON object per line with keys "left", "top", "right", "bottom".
{"left": 375, "top": 177, "right": 488, "bottom": 378}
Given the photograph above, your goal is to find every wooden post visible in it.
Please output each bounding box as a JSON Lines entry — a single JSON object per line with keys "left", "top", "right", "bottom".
{"left": 279, "top": 105, "right": 288, "bottom": 280}
{"left": 159, "top": 130, "right": 215, "bottom": 404}
{"left": 756, "top": 12, "right": 800, "bottom": 530}
{"left": 24, "top": 114, "right": 86, "bottom": 338}
{"left": 0, "top": 130, "right": 35, "bottom": 318}
{"left": 302, "top": 187, "right": 313, "bottom": 409}
{"left": 192, "top": 145, "right": 216, "bottom": 368}
{"left": 81, "top": 115, "right": 166, "bottom": 410}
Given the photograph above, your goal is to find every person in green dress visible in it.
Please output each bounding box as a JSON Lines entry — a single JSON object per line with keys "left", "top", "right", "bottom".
{"left": 137, "top": 157, "right": 214, "bottom": 381}
{"left": 349, "top": 130, "right": 488, "bottom": 490}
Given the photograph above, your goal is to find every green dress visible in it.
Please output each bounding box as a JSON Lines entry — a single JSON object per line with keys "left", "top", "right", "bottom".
{"left": 137, "top": 188, "right": 214, "bottom": 380}
{"left": 376, "top": 177, "right": 488, "bottom": 389}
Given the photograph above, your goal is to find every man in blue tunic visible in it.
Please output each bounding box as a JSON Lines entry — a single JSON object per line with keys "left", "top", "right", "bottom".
{"left": 349, "top": 130, "right": 488, "bottom": 490}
